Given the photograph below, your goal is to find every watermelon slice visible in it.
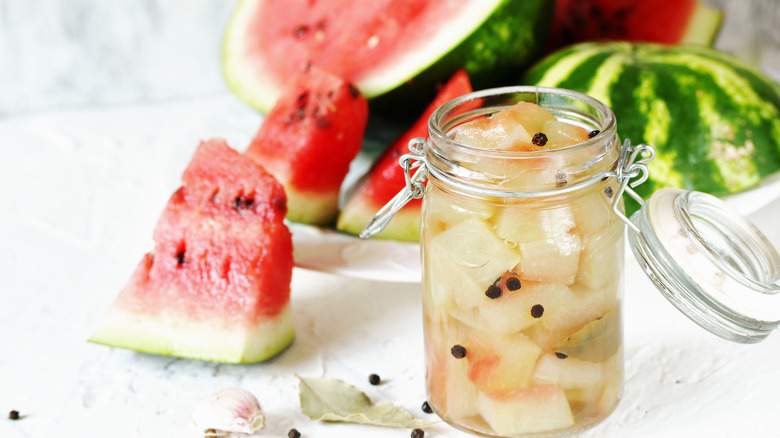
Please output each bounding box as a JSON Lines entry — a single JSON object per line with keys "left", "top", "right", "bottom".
{"left": 547, "top": 0, "right": 723, "bottom": 50}
{"left": 223, "top": 0, "right": 553, "bottom": 113}
{"left": 90, "top": 139, "right": 295, "bottom": 364}
{"left": 336, "top": 70, "right": 473, "bottom": 242}
{"left": 245, "top": 65, "right": 368, "bottom": 226}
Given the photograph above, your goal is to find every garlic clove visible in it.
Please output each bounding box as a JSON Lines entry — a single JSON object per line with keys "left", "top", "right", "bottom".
{"left": 192, "top": 388, "right": 266, "bottom": 436}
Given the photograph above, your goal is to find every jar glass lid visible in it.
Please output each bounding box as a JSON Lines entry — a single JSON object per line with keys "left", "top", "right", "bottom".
{"left": 628, "top": 188, "right": 780, "bottom": 343}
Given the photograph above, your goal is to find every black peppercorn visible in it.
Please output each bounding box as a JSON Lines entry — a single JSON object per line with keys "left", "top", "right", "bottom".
{"left": 531, "top": 304, "right": 545, "bottom": 318}
{"left": 532, "top": 132, "right": 548, "bottom": 146}
{"left": 588, "top": 129, "right": 600, "bottom": 138}
{"left": 411, "top": 428, "right": 425, "bottom": 438}
{"left": 421, "top": 401, "right": 433, "bottom": 414}
{"left": 8, "top": 410, "right": 20, "bottom": 420}
{"left": 368, "top": 373, "right": 381, "bottom": 385}
{"left": 604, "top": 186, "right": 614, "bottom": 198}
{"left": 288, "top": 428, "right": 301, "bottom": 438}
{"left": 450, "top": 344, "right": 467, "bottom": 359}
{"left": 505, "top": 277, "right": 521, "bottom": 291}
{"left": 485, "top": 284, "right": 502, "bottom": 299}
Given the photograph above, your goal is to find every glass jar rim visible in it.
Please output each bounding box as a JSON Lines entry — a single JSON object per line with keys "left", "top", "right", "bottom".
{"left": 428, "top": 86, "right": 618, "bottom": 159}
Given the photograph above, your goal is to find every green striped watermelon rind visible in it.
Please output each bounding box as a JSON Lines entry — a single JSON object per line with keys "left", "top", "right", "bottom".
{"left": 523, "top": 42, "right": 780, "bottom": 213}
{"left": 371, "top": 0, "right": 553, "bottom": 117}
{"left": 223, "top": 0, "right": 553, "bottom": 115}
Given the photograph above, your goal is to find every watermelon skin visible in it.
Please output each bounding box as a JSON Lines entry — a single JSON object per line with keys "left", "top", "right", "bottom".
{"left": 245, "top": 66, "right": 368, "bottom": 226}
{"left": 337, "top": 70, "right": 473, "bottom": 242}
{"left": 524, "top": 42, "right": 780, "bottom": 214}
{"left": 223, "top": 0, "right": 552, "bottom": 115}
{"left": 547, "top": 0, "right": 723, "bottom": 50}
{"left": 90, "top": 139, "right": 295, "bottom": 364}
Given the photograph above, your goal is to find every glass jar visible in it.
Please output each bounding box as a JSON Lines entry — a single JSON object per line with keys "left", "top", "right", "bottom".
{"left": 361, "top": 86, "right": 780, "bottom": 438}
{"left": 420, "top": 87, "right": 623, "bottom": 437}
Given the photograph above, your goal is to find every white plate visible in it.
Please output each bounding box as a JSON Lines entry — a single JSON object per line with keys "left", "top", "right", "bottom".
{"left": 291, "top": 172, "right": 780, "bottom": 283}
{"left": 291, "top": 222, "right": 420, "bottom": 283}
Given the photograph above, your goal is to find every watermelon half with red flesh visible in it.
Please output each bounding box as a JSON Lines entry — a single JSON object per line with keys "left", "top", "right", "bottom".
{"left": 245, "top": 65, "right": 368, "bottom": 226}
{"left": 547, "top": 0, "right": 723, "bottom": 51}
{"left": 90, "top": 139, "right": 295, "bottom": 364}
{"left": 223, "top": 0, "right": 553, "bottom": 113}
{"left": 337, "top": 70, "right": 473, "bottom": 242}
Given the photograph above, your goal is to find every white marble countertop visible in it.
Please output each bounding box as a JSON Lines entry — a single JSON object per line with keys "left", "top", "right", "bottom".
{"left": 3, "top": 1, "right": 780, "bottom": 437}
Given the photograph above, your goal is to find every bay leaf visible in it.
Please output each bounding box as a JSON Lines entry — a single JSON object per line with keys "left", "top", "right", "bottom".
{"left": 298, "top": 376, "right": 436, "bottom": 428}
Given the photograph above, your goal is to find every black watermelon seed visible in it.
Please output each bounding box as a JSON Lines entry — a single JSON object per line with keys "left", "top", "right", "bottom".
{"left": 288, "top": 428, "right": 301, "bottom": 438}
{"left": 316, "top": 116, "right": 332, "bottom": 129}
{"left": 293, "top": 25, "right": 309, "bottom": 39}
{"left": 555, "top": 352, "right": 569, "bottom": 359}
{"left": 450, "top": 344, "right": 467, "bottom": 359}
{"left": 411, "top": 428, "right": 425, "bottom": 438}
{"left": 368, "top": 373, "right": 381, "bottom": 385}
{"left": 589, "top": 129, "right": 600, "bottom": 138}
{"left": 348, "top": 83, "right": 360, "bottom": 98}
{"left": 532, "top": 132, "right": 548, "bottom": 146}
{"left": 234, "top": 196, "right": 254, "bottom": 210}
{"left": 485, "top": 284, "right": 502, "bottom": 299}
{"left": 531, "top": 304, "right": 545, "bottom": 318}
{"left": 604, "top": 186, "right": 614, "bottom": 198}
{"left": 421, "top": 401, "right": 433, "bottom": 414}
{"left": 176, "top": 251, "right": 185, "bottom": 266}
{"left": 8, "top": 410, "right": 20, "bottom": 420}
{"left": 505, "top": 277, "right": 522, "bottom": 291}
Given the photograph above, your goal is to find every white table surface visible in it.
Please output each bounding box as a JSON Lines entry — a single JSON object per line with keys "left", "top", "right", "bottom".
{"left": 2, "top": 92, "right": 780, "bottom": 438}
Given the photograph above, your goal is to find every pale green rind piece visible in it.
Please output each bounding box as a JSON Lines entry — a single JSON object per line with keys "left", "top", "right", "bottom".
{"left": 298, "top": 376, "right": 437, "bottom": 428}
{"left": 681, "top": 1, "right": 724, "bottom": 45}
{"left": 89, "top": 305, "right": 295, "bottom": 364}
{"left": 336, "top": 196, "right": 420, "bottom": 242}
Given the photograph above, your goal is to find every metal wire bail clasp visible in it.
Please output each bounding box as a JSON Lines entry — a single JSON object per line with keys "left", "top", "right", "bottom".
{"left": 359, "top": 137, "right": 428, "bottom": 239}
{"left": 611, "top": 139, "right": 656, "bottom": 234}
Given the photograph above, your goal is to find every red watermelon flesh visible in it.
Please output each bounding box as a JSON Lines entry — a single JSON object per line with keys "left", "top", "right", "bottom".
{"left": 90, "top": 139, "right": 295, "bottom": 364}
{"left": 336, "top": 70, "right": 473, "bottom": 242}
{"left": 245, "top": 65, "right": 368, "bottom": 226}
{"left": 547, "top": 0, "right": 723, "bottom": 50}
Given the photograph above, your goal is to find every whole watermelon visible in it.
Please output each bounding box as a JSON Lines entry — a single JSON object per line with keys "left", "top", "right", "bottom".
{"left": 524, "top": 42, "right": 780, "bottom": 211}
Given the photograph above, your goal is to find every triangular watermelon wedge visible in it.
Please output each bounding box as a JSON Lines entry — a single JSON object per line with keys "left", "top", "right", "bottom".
{"left": 90, "top": 139, "right": 295, "bottom": 364}
{"left": 245, "top": 65, "right": 368, "bottom": 226}
{"left": 337, "top": 70, "right": 473, "bottom": 242}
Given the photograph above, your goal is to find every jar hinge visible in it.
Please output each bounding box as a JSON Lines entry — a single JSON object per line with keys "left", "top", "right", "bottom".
{"left": 611, "top": 139, "right": 656, "bottom": 234}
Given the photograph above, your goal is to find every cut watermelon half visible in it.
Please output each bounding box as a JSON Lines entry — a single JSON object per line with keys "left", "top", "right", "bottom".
{"left": 90, "top": 139, "right": 295, "bottom": 364}
{"left": 245, "top": 65, "right": 368, "bottom": 226}
{"left": 223, "top": 0, "right": 553, "bottom": 113}
{"left": 337, "top": 70, "right": 473, "bottom": 242}
{"left": 547, "top": 0, "right": 723, "bottom": 50}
